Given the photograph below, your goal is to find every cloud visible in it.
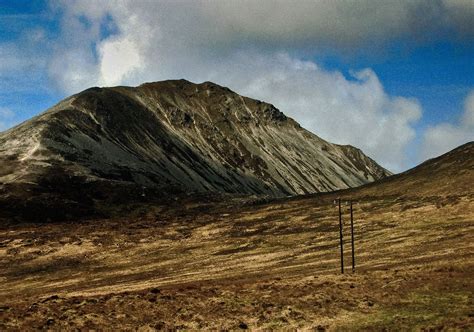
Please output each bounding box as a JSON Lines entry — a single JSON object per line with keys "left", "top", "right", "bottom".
{"left": 98, "top": 37, "right": 141, "bottom": 86}
{"left": 46, "top": 0, "right": 107, "bottom": 93}
{"left": 203, "top": 0, "right": 474, "bottom": 47}
{"left": 47, "top": 0, "right": 474, "bottom": 93}
{"left": 421, "top": 90, "right": 474, "bottom": 160}
{"left": 442, "top": 0, "right": 474, "bottom": 37}
{"left": 74, "top": 0, "right": 473, "bottom": 53}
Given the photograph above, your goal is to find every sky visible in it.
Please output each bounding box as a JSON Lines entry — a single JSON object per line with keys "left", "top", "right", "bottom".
{"left": 0, "top": 0, "right": 473, "bottom": 172}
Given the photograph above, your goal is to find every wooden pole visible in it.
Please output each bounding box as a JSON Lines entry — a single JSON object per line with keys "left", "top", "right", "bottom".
{"left": 338, "top": 198, "right": 344, "bottom": 274}
{"left": 350, "top": 200, "right": 355, "bottom": 273}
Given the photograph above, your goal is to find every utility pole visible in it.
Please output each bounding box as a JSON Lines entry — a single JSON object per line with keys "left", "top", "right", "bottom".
{"left": 350, "top": 200, "right": 355, "bottom": 273}
{"left": 338, "top": 198, "right": 344, "bottom": 274}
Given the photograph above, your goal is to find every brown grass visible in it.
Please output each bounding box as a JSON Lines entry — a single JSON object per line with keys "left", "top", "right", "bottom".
{"left": 1, "top": 190, "right": 473, "bottom": 330}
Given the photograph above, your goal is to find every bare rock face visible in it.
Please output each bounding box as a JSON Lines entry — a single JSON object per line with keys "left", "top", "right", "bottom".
{"left": 0, "top": 80, "right": 390, "bottom": 220}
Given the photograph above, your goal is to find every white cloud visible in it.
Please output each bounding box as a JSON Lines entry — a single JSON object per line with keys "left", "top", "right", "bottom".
{"left": 46, "top": 0, "right": 474, "bottom": 93}
{"left": 421, "top": 90, "right": 474, "bottom": 160}
{"left": 46, "top": 0, "right": 112, "bottom": 93}
{"left": 98, "top": 37, "right": 141, "bottom": 86}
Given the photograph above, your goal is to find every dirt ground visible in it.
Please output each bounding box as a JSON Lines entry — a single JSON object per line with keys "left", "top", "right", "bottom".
{"left": 1, "top": 191, "right": 473, "bottom": 330}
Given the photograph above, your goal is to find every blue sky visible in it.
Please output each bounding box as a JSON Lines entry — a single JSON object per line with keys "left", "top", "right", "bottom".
{"left": 0, "top": 0, "right": 473, "bottom": 172}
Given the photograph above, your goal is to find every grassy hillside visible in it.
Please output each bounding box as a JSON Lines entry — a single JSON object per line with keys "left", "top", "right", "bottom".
{"left": 0, "top": 143, "right": 472, "bottom": 330}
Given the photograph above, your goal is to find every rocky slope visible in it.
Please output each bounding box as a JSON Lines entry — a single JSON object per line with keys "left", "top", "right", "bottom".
{"left": 0, "top": 80, "right": 390, "bottom": 219}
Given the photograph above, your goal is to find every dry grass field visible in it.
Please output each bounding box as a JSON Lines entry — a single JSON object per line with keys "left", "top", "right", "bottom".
{"left": 1, "top": 143, "right": 473, "bottom": 330}
{"left": 1, "top": 192, "right": 473, "bottom": 330}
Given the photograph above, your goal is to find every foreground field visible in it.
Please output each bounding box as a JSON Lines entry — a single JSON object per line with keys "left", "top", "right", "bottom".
{"left": 1, "top": 189, "right": 473, "bottom": 330}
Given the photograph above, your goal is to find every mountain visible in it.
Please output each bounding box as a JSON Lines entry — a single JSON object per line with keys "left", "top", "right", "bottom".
{"left": 0, "top": 80, "right": 390, "bottom": 220}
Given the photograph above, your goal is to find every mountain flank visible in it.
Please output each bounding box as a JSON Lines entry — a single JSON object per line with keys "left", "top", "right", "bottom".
{"left": 0, "top": 79, "right": 390, "bottom": 220}
{"left": 339, "top": 141, "right": 474, "bottom": 199}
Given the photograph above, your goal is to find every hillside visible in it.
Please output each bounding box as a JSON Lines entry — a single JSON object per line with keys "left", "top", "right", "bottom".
{"left": 0, "top": 143, "right": 472, "bottom": 330}
{"left": 336, "top": 141, "right": 474, "bottom": 199}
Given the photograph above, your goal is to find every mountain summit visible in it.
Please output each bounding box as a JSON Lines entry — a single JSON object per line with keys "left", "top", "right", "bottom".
{"left": 0, "top": 80, "right": 390, "bottom": 219}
